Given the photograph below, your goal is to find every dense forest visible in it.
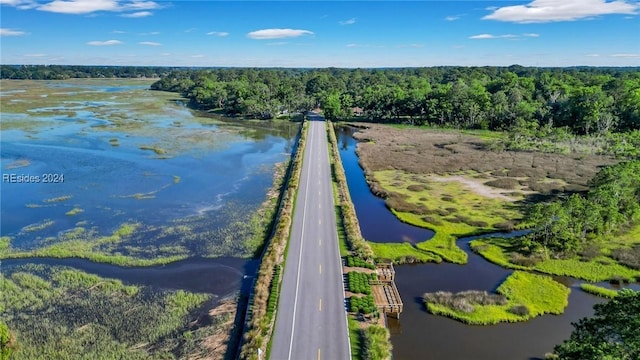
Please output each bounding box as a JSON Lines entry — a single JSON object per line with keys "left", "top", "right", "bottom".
{"left": 146, "top": 66, "right": 640, "bottom": 136}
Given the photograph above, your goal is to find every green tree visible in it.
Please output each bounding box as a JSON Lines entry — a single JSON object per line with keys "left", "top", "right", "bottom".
{"left": 553, "top": 289, "right": 640, "bottom": 360}
{"left": 1, "top": 322, "right": 17, "bottom": 360}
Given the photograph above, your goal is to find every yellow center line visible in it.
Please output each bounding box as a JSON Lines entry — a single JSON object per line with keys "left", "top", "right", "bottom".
{"left": 319, "top": 264, "right": 322, "bottom": 274}
{"left": 319, "top": 298, "right": 322, "bottom": 311}
{"left": 318, "top": 348, "right": 321, "bottom": 360}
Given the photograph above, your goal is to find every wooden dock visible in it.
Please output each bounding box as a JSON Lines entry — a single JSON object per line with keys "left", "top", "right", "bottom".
{"left": 371, "top": 262, "right": 403, "bottom": 319}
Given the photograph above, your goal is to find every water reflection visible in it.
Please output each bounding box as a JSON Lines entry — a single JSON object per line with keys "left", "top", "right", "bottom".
{"left": 335, "top": 126, "right": 434, "bottom": 244}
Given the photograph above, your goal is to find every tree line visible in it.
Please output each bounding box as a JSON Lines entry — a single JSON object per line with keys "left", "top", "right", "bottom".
{"left": 3, "top": 65, "right": 638, "bottom": 135}
{"left": 148, "top": 66, "right": 640, "bottom": 135}
{"left": 0, "top": 65, "right": 179, "bottom": 80}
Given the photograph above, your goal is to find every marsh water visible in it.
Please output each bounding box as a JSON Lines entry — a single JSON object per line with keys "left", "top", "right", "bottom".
{"left": 335, "top": 126, "right": 637, "bottom": 360}
{"left": 1, "top": 79, "right": 298, "bottom": 292}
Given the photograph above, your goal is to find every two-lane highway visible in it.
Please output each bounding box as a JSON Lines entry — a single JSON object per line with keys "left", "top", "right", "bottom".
{"left": 270, "top": 114, "right": 350, "bottom": 360}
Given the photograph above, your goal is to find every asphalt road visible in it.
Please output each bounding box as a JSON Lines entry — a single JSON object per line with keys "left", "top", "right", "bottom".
{"left": 270, "top": 113, "right": 351, "bottom": 360}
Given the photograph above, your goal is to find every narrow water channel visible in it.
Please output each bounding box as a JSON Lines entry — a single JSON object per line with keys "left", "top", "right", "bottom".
{"left": 335, "top": 125, "right": 616, "bottom": 360}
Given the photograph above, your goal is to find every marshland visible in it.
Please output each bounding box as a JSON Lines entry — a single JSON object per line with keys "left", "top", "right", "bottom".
{"left": 0, "top": 78, "right": 299, "bottom": 359}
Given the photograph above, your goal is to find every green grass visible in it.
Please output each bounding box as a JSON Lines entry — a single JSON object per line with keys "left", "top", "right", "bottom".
{"left": 348, "top": 317, "right": 363, "bottom": 360}
{"left": 369, "top": 242, "right": 442, "bottom": 264}
{"left": 369, "top": 169, "right": 524, "bottom": 264}
{"left": 580, "top": 284, "right": 619, "bottom": 299}
{"left": 425, "top": 271, "right": 570, "bottom": 325}
{"left": 471, "top": 236, "right": 640, "bottom": 282}
{"left": 65, "top": 207, "right": 83, "bottom": 216}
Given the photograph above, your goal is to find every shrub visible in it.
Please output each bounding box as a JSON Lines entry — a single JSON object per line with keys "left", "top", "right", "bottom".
{"left": 423, "top": 290, "right": 507, "bottom": 313}
{"left": 347, "top": 256, "right": 376, "bottom": 269}
{"left": 350, "top": 295, "right": 377, "bottom": 315}
{"left": 348, "top": 272, "right": 375, "bottom": 295}
{"left": 485, "top": 178, "right": 520, "bottom": 189}
{"left": 407, "top": 184, "right": 425, "bottom": 192}
{"left": 509, "top": 305, "right": 530, "bottom": 316}
{"left": 611, "top": 245, "right": 640, "bottom": 270}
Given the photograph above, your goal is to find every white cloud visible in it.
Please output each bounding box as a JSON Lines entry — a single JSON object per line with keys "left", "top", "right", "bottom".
{"left": 0, "top": 0, "right": 38, "bottom": 9}
{"left": 38, "top": 0, "right": 119, "bottom": 14}
{"left": 0, "top": 28, "right": 27, "bottom": 36}
{"left": 586, "top": 54, "right": 601, "bottom": 57}
{"left": 87, "top": 39, "right": 122, "bottom": 46}
{"left": 267, "top": 42, "right": 289, "bottom": 46}
{"left": 469, "top": 33, "right": 518, "bottom": 39}
{"left": 207, "top": 31, "right": 229, "bottom": 37}
{"left": 339, "top": 18, "right": 356, "bottom": 25}
{"left": 121, "top": 11, "right": 152, "bottom": 17}
{"left": 139, "top": 41, "right": 160, "bottom": 46}
{"left": 24, "top": 53, "right": 46, "bottom": 57}
{"left": 247, "top": 28, "right": 314, "bottom": 40}
{"left": 112, "top": 30, "right": 126, "bottom": 33}
{"left": 483, "top": 0, "right": 639, "bottom": 23}
{"left": 190, "top": 54, "right": 205, "bottom": 58}
{"left": 35, "top": 0, "right": 159, "bottom": 15}
{"left": 445, "top": 15, "right": 460, "bottom": 21}
{"left": 523, "top": 33, "right": 540, "bottom": 37}
{"left": 611, "top": 53, "right": 640, "bottom": 58}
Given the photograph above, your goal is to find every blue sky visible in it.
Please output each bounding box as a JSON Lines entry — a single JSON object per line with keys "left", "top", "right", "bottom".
{"left": 1, "top": 0, "right": 639, "bottom": 67}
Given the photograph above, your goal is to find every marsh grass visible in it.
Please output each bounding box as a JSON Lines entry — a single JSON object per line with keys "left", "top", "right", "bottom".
{"left": 580, "top": 284, "right": 619, "bottom": 299}
{"left": 424, "top": 271, "right": 570, "bottom": 325}
{"left": 362, "top": 325, "right": 392, "bottom": 360}
{"left": 364, "top": 169, "right": 526, "bottom": 264}
{"left": 1, "top": 263, "right": 214, "bottom": 359}
{"left": 471, "top": 235, "right": 640, "bottom": 282}
{"left": 43, "top": 195, "right": 72, "bottom": 203}
{"left": 21, "top": 219, "right": 55, "bottom": 233}
{"left": 349, "top": 124, "right": 617, "bottom": 264}
{"left": 139, "top": 144, "right": 167, "bottom": 155}
{"left": 65, "top": 207, "right": 83, "bottom": 216}
{"left": 3, "top": 222, "right": 189, "bottom": 266}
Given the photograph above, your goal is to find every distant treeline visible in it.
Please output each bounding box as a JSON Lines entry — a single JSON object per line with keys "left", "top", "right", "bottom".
{"left": 0, "top": 65, "right": 181, "bottom": 79}
{"left": 149, "top": 66, "right": 640, "bottom": 134}
{"left": 2, "top": 65, "right": 639, "bottom": 135}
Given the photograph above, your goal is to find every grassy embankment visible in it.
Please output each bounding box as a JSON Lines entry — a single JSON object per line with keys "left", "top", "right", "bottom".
{"left": 424, "top": 271, "right": 570, "bottom": 325}
{"left": 328, "top": 121, "right": 393, "bottom": 360}
{"left": 470, "top": 224, "right": 640, "bottom": 282}
{"left": 1, "top": 264, "right": 215, "bottom": 359}
{"left": 239, "top": 121, "right": 307, "bottom": 360}
{"left": 579, "top": 284, "right": 619, "bottom": 299}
